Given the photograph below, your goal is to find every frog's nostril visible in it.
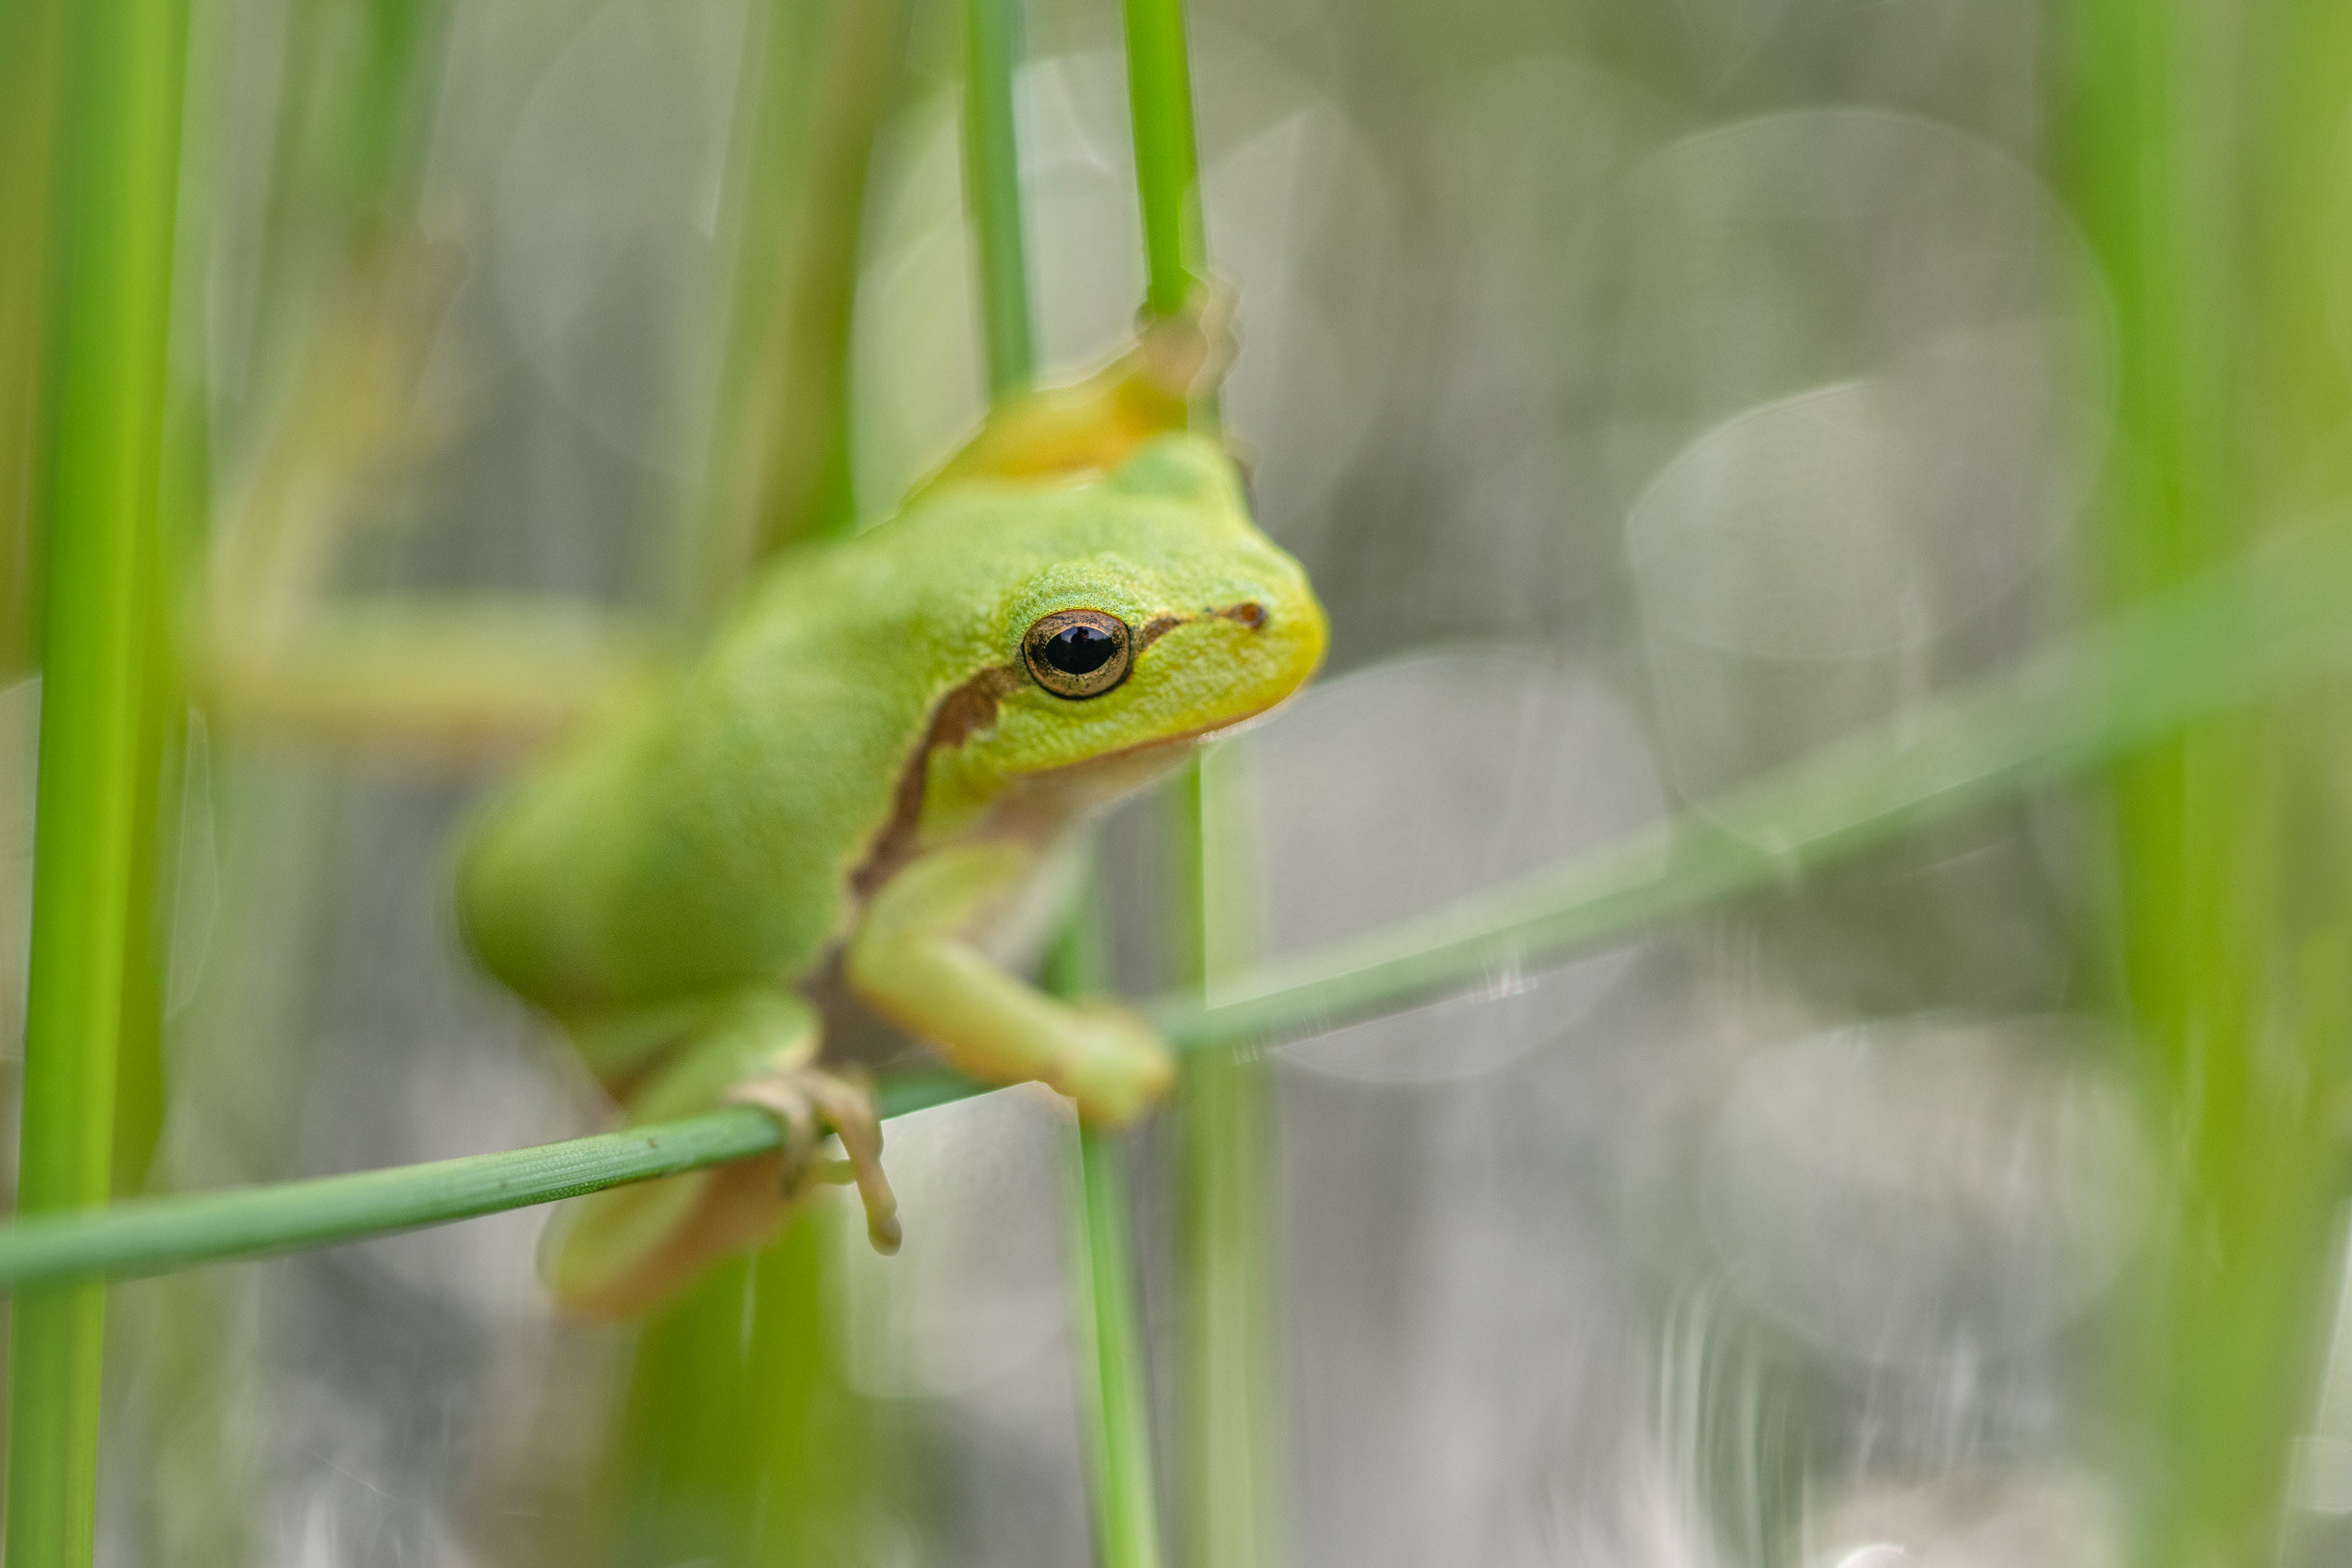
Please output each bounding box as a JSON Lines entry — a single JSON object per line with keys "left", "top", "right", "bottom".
{"left": 1232, "top": 601, "right": 1267, "bottom": 628}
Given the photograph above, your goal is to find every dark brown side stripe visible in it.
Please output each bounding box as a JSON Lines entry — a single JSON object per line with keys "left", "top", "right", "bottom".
{"left": 850, "top": 664, "right": 1021, "bottom": 898}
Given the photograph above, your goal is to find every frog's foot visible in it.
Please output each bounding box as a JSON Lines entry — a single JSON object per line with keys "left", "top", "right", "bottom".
{"left": 1051, "top": 1003, "right": 1177, "bottom": 1128}
{"left": 541, "top": 989, "right": 899, "bottom": 1319}
{"left": 725, "top": 1065, "right": 902, "bottom": 1256}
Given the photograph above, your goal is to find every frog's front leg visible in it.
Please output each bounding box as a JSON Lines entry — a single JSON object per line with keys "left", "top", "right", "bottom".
{"left": 540, "top": 987, "right": 900, "bottom": 1319}
{"left": 846, "top": 841, "right": 1175, "bottom": 1124}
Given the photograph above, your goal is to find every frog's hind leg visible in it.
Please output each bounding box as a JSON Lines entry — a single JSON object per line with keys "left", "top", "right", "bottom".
{"left": 195, "top": 237, "right": 662, "bottom": 770}
{"left": 539, "top": 987, "right": 899, "bottom": 1319}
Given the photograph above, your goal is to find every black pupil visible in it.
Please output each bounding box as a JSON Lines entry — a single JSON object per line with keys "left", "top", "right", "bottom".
{"left": 1045, "top": 625, "right": 1117, "bottom": 675}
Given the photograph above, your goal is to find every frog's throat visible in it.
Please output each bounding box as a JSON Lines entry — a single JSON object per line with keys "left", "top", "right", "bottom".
{"left": 844, "top": 601, "right": 1279, "bottom": 901}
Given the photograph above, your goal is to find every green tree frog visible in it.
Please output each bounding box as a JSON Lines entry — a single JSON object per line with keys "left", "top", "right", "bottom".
{"left": 456, "top": 332, "right": 1326, "bottom": 1316}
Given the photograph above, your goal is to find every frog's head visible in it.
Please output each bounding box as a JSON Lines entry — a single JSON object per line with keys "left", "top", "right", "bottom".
{"left": 919, "top": 434, "right": 1326, "bottom": 809}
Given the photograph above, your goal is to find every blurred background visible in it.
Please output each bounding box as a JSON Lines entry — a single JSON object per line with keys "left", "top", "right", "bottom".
{"left": 5, "top": 0, "right": 2352, "bottom": 1564}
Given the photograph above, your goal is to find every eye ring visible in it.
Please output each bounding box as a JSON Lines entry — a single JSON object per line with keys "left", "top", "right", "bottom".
{"left": 1023, "top": 609, "right": 1133, "bottom": 700}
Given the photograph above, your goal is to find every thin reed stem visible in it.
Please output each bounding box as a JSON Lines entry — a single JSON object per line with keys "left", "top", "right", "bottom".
{"left": 1048, "top": 884, "right": 1168, "bottom": 1568}
{"left": 0, "top": 0, "right": 66, "bottom": 682}
{"left": 1074, "top": 1131, "right": 1167, "bottom": 1568}
{"left": 688, "top": 0, "right": 909, "bottom": 605}
{"left": 1121, "top": 0, "right": 1205, "bottom": 322}
{"left": 1170, "top": 750, "right": 1282, "bottom": 1568}
{"left": 2066, "top": 4, "right": 2352, "bottom": 1563}
{"left": 964, "top": 0, "right": 1035, "bottom": 397}
{"left": 5, "top": 0, "right": 190, "bottom": 1557}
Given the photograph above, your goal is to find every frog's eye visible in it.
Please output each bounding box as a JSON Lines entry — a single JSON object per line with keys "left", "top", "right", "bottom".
{"left": 1023, "top": 609, "right": 1133, "bottom": 700}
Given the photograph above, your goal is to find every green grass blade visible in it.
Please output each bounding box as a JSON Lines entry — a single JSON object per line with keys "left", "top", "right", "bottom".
{"left": 1120, "top": 0, "right": 1204, "bottom": 320}
{"left": 0, "top": 0, "right": 66, "bottom": 683}
{"left": 6, "top": 0, "right": 191, "bottom": 1555}
{"left": 1072, "top": 1129, "right": 1168, "bottom": 1568}
{"left": 687, "top": 0, "right": 908, "bottom": 598}
{"left": 0, "top": 1107, "right": 784, "bottom": 1289}
{"left": 603, "top": 1208, "right": 881, "bottom": 1568}
{"left": 2064, "top": 2, "right": 2352, "bottom": 1561}
{"left": 1173, "top": 746, "right": 1284, "bottom": 1568}
{"left": 1047, "top": 864, "right": 1169, "bottom": 1568}
{"left": 963, "top": 0, "right": 1035, "bottom": 397}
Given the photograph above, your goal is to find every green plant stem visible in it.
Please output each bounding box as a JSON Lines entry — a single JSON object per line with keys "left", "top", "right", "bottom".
{"left": 963, "top": 0, "right": 1034, "bottom": 397}
{"left": 1073, "top": 1129, "right": 1166, "bottom": 1568}
{"left": 1170, "top": 750, "right": 1282, "bottom": 1568}
{"left": 7, "top": 528, "right": 2352, "bottom": 1293}
{"left": 1175, "top": 1041, "right": 1278, "bottom": 1568}
{"left": 0, "top": 0, "right": 66, "bottom": 683}
{"left": 603, "top": 1208, "right": 879, "bottom": 1568}
{"left": 2066, "top": 5, "right": 2352, "bottom": 1564}
{"left": 1121, "top": 0, "right": 1204, "bottom": 321}
{"left": 688, "top": 0, "right": 908, "bottom": 603}
{"left": 0, "top": 1106, "right": 785, "bottom": 1289}
{"left": 105, "top": 552, "right": 176, "bottom": 1202}
{"left": 6, "top": 0, "right": 190, "bottom": 1556}
{"left": 1047, "top": 885, "right": 1167, "bottom": 1568}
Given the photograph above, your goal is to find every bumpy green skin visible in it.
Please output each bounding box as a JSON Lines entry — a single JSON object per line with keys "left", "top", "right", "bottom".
{"left": 458, "top": 434, "right": 1323, "bottom": 1062}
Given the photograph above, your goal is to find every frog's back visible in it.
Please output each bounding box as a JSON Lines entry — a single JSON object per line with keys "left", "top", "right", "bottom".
{"left": 458, "top": 535, "right": 950, "bottom": 1017}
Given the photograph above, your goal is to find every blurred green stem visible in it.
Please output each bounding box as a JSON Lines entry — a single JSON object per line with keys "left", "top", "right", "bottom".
{"left": 603, "top": 1214, "right": 880, "bottom": 1568}
{"left": 208, "top": 0, "right": 457, "bottom": 677}
{"left": 0, "top": 0, "right": 64, "bottom": 682}
{"left": 1074, "top": 1130, "right": 1167, "bottom": 1568}
{"left": 1167, "top": 754, "right": 1283, "bottom": 1568}
{"left": 105, "top": 534, "right": 179, "bottom": 1203}
{"left": 1048, "top": 885, "right": 1168, "bottom": 1568}
{"left": 687, "top": 0, "right": 909, "bottom": 604}
{"left": 254, "top": 0, "right": 450, "bottom": 290}
{"left": 1175, "top": 1045, "right": 1280, "bottom": 1568}
{"left": 115, "top": 10, "right": 218, "bottom": 1198}
{"left": 5, "top": 0, "right": 189, "bottom": 1558}
{"left": 2067, "top": 2, "right": 2352, "bottom": 1563}
{"left": 964, "top": 0, "right": 1035, "bottom": 399}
